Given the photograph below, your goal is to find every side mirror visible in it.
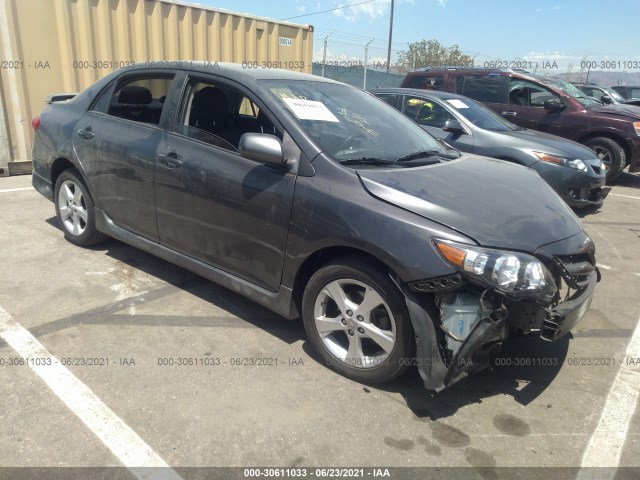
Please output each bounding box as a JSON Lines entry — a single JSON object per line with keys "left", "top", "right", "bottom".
{"left": 600, "top": 95, "right": 612, "bottom": 105}
{"left": 239, "top": 133, "right": 285, "bottom": 165}
{"left": 442, "top": 119, "right": 465, "bottom": 133}
{"left": 543, "top": 98, "right": 565, "bottom": 112}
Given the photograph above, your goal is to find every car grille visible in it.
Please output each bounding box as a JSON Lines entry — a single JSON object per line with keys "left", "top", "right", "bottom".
{"left": 409, "top": 273, "right": 463, "bottom": 293}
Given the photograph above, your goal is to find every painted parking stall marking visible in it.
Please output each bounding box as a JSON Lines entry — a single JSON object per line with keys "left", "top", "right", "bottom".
{"left": 611, "top": 193, "right": 640, "bottom": 201}
{"left": 0, "top": 187, "right": 33, "bottom": 193}
{"left": 578, "top": 315, "right": 640, "bottom": 479}
{"left": 0, "top": 305, "right": 183, "bottom": 480}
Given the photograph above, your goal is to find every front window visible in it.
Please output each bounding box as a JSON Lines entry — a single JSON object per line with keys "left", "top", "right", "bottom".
{"left": 260, "top": 80, "right": 445, "bottom": 163}
{"left": 445, "top": 97, "right": 519, "bottom": 132}
{"left": 539, "top": 78, "right": 600, "bottom": 107}
{"left": 98, "top": 75, "right": 174, "bottom": 125}
{"left": 509, "top": 79, "right": 560, "bottom": 107}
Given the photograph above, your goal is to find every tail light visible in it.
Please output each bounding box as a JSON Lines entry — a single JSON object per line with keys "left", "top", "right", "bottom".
{"left": 31, "top": 116, "right": 40, "bottom": 131}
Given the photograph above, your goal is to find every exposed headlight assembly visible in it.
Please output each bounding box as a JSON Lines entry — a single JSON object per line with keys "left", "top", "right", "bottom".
{"left": 532, "top": 151, "right": 587, "bottom": 171}
{"left": 433, "top": 239, "right": 557, "bottom": 302}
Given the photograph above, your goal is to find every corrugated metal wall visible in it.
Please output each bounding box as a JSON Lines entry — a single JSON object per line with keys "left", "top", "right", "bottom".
{"left": 0, "top": 0, "right": 313, "bottom": 174}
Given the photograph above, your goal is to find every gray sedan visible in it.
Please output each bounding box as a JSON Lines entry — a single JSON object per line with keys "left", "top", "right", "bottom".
{"left": 372, "top": 88, "right": 610, "bottom": 208}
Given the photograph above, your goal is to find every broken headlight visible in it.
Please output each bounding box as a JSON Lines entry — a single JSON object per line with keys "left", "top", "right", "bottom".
{"left": 433, "top": 239, "right": 557, "bottom": 302}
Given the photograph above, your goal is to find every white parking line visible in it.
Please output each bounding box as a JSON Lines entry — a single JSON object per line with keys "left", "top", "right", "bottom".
{"left": 0, "top": 305, "right": 183, "bottom": 480}
{"left": 611, "top": 193, "right": 640, "bottom": 200}
{"left": 0, "top": 187, "right": 33, "bottom": 193}
{"left": 577, "top": 315, "right": 640, "bottom": 478}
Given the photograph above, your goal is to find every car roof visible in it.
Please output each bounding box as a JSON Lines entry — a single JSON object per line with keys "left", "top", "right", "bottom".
{"left": 371, "top": 87, "right": 468, "bottom": 101}
{"left": 124, "top": 61, "right": 341, "bottom": 86}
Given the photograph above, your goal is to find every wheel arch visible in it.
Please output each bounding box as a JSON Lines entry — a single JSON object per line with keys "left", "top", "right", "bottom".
{"left": 289, "top": 245, "right": 401, "bottom": 320}
{"left": 50, "top": 157, "right": 77, "bottom": 188}
{"left": 577, "top": 131, "right": 631, "bottom": 165}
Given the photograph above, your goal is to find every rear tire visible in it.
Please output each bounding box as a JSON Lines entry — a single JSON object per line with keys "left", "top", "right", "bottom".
{"left": 584, "top": 137, "right": 625, "bottom": 182}
{"left": 302, "top": 257, "right": 414, "bottom": 384}
{"left": 54, "top": 169, "right": 106, "bottom": 247}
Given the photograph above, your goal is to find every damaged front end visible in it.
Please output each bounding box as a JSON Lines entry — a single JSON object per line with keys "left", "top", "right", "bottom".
{"left": 401, "top": 235, "right": 598, "bottom": 391}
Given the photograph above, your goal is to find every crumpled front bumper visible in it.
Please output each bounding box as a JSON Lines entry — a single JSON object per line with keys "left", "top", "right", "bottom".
{"left": 541, "top": 270, "right": 597, "bottom": 341}
{"left": 401, "top": 270, "right": 597, "bottom": 392}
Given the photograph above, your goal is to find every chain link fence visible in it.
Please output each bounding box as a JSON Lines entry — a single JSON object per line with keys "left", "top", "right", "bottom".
{"left": 311, "top": 35, "right": 405, "bottom": 89}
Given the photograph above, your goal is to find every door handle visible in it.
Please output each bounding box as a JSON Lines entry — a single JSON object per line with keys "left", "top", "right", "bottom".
{"left": 501, "top": 111, "right": 517, "bottom": 117}
{"left": 157, "top": 153, "right": 183, "bottom": 169}
{"left": 77, "top": 127, "right": 94, "bottom": 139}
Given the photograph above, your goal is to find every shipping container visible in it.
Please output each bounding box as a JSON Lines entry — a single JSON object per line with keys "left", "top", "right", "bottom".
{"left": 0, "top": 0, "right": 314, "bottom": 175}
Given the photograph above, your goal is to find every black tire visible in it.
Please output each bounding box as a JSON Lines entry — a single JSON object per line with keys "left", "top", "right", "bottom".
{"left": 584, "top": 137, "right": 626, "bottom": 182}
{"left": 54, "top": 169, "right": 106, "bottom": 247}
{"left": 302, "top": 256, "right": 414, "bottom": 384}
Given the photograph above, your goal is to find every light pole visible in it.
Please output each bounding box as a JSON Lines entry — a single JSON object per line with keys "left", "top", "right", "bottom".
{"left": 363, "top": 38, "right": 374, "bottom": 89}
{"left": 321, "top": 31, "right": 334, "bottom": 77}
{"left": 386, "top": 0, "right": 394, "bottom": 73}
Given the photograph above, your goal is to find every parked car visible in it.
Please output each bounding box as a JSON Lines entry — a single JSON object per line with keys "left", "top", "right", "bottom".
{"left": 572, "top": 82, "right": 640, "bottom": 107}
{"left": 611, "top": 85, "right": 640, "bottom": 102}
{"left": 32, "top": 63, "right": 599, "bottom": 391}
{"left": 402, "top": 68, "right": 640, "bottom": 181}
{"left": 371, "top": 88, "right": 610, "bottom": 208}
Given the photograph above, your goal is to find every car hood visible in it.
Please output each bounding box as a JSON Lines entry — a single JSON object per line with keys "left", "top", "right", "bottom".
{"left": 493, "top": 128, "right": 597, "bottom": 160}
{"left": 357, "top": 154, "right": 583, "bottom": 252}
{"left": 588, "top": 103, "right": 640, "bottom": 119}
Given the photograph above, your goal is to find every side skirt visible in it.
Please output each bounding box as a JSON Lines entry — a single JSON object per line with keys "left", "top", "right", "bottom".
{"left": 94, "top": 208, "right": 297, "bottom": 320}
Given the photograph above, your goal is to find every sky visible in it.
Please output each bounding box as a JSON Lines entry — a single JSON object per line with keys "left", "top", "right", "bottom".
{"left": 193, "top": 0, "right": 640, "bottom": 72}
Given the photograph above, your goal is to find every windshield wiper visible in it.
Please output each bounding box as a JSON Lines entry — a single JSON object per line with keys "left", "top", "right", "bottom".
{"left": 338, "top": 157, "right": 396, "bottom": 166}
{"left": 397, "top": 150, "right": 459, "bottom": 162}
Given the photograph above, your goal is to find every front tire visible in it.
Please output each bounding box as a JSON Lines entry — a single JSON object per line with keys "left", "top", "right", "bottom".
{"left": 302, "top": 257, "right": 414, "bottom": 384}
{"left": 54, "top": 169, "right": 106, "bottom": 247}
{"left": 584, "top": 137, "right": 626, "bottom": 182}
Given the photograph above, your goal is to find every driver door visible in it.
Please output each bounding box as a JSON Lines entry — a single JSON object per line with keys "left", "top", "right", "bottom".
{"left": 154, "top": 76, "right": 296, "bottom": 292}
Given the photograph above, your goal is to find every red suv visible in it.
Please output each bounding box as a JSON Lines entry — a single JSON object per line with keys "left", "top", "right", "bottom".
{"left": 402, "top": 68, "right": 640, "bottom": 181}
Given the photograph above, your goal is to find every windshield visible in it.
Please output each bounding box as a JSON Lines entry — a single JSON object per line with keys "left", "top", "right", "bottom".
{"left": 259, "top": 80, "right": 446, "bottom": 163}
{"left": 542, "top": 78, "right": 600, "bottom": 107}
{"left": 444, "top": 97, "right": 519, "bottom": 132}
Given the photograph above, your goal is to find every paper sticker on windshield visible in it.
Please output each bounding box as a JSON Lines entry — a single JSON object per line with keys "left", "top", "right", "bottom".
{"left": 282, "top": 98, "right": 339, "bottom": 122}
{"left": 447, "top": 99, "right": 469, "bottom": 109}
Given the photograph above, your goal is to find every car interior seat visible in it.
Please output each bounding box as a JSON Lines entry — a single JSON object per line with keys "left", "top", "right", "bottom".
{"left": 189, "top": 87, "right": 239, "bottom": 146}
{"left": 509, "top": 88, "right": 529, "bottom": 106}
{"left": 116, "top": 85, "right": 156, "bottom": 123}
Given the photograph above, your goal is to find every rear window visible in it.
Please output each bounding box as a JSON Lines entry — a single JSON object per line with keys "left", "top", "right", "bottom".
{"left": 457, "top": 75, "right": 505, "bottom": 103}
{"left": 101, "top": 76, "right": 174, "bottom": 125}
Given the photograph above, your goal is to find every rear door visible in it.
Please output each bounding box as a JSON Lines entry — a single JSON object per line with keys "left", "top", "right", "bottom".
{"left": 74, "top": 72, "right": 175, "bottom": 241}
{"left": 454, "top": 74, "right": 508, "bottom": 117}
{"left": 154, "top": 75, "right": 296, "bottom": 292}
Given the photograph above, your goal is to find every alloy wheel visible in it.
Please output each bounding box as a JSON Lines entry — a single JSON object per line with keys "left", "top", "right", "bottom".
{"left": 313, "top": 278, "right": 396, "bottom": 369}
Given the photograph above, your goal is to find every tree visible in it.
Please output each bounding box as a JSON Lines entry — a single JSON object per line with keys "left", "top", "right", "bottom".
{"left": 395, "top": 39, "right": 474, "bottom": 73}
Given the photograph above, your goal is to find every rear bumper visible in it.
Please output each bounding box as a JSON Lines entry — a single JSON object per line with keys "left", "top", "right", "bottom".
{"left": 32, "top": 171, "right": 54, "bottom": 201}
{"left": 31, "top": 171, "right": 53, "bottom": 202}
